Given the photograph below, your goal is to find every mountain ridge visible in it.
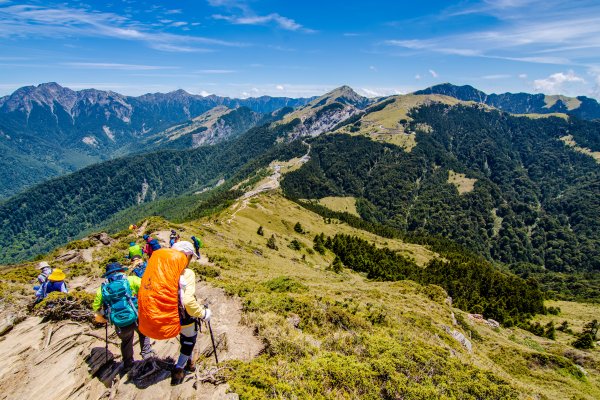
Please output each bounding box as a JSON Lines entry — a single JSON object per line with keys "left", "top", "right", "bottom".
{"left": 414, "top": 83, "right": 600, "bottom": 119}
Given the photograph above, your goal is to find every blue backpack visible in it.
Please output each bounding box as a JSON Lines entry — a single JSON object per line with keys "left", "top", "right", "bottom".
{"left": 101, "top": 276, "right": 138, "bottom": 328}
{"left": 132, "top": 261, "right": 147, "bottom": 278}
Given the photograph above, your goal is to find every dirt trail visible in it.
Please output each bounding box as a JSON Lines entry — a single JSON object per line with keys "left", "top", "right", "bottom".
{"left": 227, "top": 141, "right": 311, "bottom": 225}
{"left": 0, "top": 274, "right": 261, "bottom": 399}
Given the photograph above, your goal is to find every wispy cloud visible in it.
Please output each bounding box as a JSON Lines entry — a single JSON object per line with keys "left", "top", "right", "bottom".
{"left": 429, "top": 69, "right": 438, "bottom": 78}
{"left": 209, "top": 0, "right": 315, "bottom": 33}
{"left": 481, "top": 74, "right": 512, "bottom": 80}
{"left": 382, "top": 1, "right": 600, "bottom": 66}
{"left": 0, "top": 4, "right": 244, "bottom": 52}
{"left": 63, "top": 62, "right": 178, "bottom": 71}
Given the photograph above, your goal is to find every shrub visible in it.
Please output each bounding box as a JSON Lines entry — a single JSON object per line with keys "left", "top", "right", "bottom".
{"left": 266, "top": 234, "right": 278, "bottom": 250}
{"left": 189, "top": 262, "right": 220, "bottom": 279}
{"left": 288, "top": 239, "right": 302, "bottom": 251}
{"left": 329, "top": 256, "right": 343, "bottom": 273}
{"left": 294, "top": 222, "right": 304, "bottom": 233}
{"left": 33, "top": 291, "right": 95, "bottom": 323}
{"left": 257, "top": 226, "right": 264, "bottom": 236}
{"left": 264, "top": 276, "right": 308, "bottom": 293}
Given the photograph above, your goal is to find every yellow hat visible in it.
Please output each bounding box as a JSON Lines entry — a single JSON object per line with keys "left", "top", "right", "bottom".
{"left": 48, "top": 269, "right": 66, "bottom": 282}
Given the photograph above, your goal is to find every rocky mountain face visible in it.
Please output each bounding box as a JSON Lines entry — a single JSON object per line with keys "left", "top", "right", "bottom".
{"left": 0, "top": 83, "right": 313, "bottom": 198}
{"left": 145, "top": 106, "right": 280, "bottom": 150}
{"left": 281, "top": 85, "right": 371, "bottom": 138}
{"left": 415, "top": 83, "right": 600, "bottom": 119}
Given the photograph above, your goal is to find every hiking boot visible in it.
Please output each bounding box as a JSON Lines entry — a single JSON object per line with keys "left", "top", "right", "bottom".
{"left": 121, "top": 362, "right": 134, "bottom": 376}
{"left": 184, "top": 358, "right": 195, "bottom": 373}
{"left": 141, "top": 349, "right": 157, "bottom": 360}
{"left": 170, "top": 367, "right": 185, "bottom": 385}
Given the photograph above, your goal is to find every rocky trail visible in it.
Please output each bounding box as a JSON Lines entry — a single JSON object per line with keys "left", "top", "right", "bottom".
{"left": 227, "top": 141, "right": 311, "bottom": 225}
{"left": 0, "top": 231, "right": 262, "bottom": 400}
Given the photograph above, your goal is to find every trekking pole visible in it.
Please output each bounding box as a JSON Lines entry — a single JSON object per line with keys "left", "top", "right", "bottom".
{"left": 207, "top": 320, "right": 219, "bottom": 365}
{"left": 105, "top": 322, "right": 109, "bottom": 363}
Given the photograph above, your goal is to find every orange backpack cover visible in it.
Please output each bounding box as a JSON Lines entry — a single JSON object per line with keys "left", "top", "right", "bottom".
{"left": 138, "top": 248, "right": 188, "bottom": 339}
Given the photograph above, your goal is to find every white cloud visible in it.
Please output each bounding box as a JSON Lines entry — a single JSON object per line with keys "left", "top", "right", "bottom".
{"left": 415, "top": 74, "right": 421, "bottom": 80}
{"left": 213, "top": 13, "right": 313, "bottom": 32}
{"left": 369, "top": 65, "right": 377, "bottom": 71}
{"left": 0, "top": 4, "right": 243, "bottom": 52}
{"left": 533, "top": 70, "right": 586, "bottom": 94}
{"left": 382, "top": 1, "right": 600, "bottom": 69}
{"left": 63, "top": 62, "right": 177, "bottom": 70}
{"left": 518, "top": 73, "right": 528, "bottom": 78}
{"left": 429, "top": 69, "right": 438, "bottom": 78}
{"left": 356, "top": 87, "right": 404, "bottom": 97}
{"left": 276, "top": 84, "right": 284, "bottom": 90}
{"left": 199, "top": 90, "right": 212, "bottom": 96}
{"left": 171, "top": 21, "right": 187, "bottom": 27}
{"left": 208, "top": 0, "right": 314, "bottom": 33}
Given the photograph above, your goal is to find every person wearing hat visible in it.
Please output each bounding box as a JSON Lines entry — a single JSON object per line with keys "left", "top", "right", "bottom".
{"left": 142, "top": 234, "right": 162, "bottom": 258}
{"left": 92, "top": 262, "right": 154, "bottom": 372}
{"left": 170, "top": 240, "right": 211, "bottom": 385}
{"left": 36, "top": 261, "right": 53, "bottom": 285}
{"left": 35, "top": 268, "right": 68, "bottom": 302}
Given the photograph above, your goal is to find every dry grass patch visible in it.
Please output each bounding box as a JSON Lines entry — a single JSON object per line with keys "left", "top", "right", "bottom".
{"left": 448, "top": 170, "right": 477, "bottom": 194}
{"left": 560, "top": 135, "right": 600, "bottom": 163}
{"left": 544, "top": 95, "right": 581, "bottom": 111}
{"left": 317, "top": 196, "right": 360, "bottom": 217}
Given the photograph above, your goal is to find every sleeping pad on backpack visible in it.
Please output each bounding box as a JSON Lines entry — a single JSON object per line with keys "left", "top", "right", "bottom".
{"left": 138, "top": 248, "right": 188, "bottom": 339}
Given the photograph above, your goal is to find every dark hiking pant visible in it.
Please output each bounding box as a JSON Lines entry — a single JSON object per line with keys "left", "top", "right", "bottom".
{"left": 115, "top": 323, "right": 152, "bottom": 368}
{"left": 179, "top": 322, "right": 198, "bottom": 357}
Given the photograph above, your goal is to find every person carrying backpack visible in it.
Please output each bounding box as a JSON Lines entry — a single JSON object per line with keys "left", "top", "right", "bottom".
{"left": 142, "top": 234, "right": 162, "bottom": 258}
{"left": 169, "top": 230, "right": 180, "bottom": 248}
{"left": 35, "top": 268, "right": 68, "bottom": 302}
{"left": 130, "top": 255, "right": 147, "bottom": 278}
{"left": 93, "top": 262, "right": 154, "bottom": 372}
{"left": 128, "top": 242, "right": 143, "bottom": 259}
{"left": 137, "top": 241, "right": 211, "bottom": 385}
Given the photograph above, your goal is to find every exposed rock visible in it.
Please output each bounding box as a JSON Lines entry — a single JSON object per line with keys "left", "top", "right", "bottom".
{"left": 54, "top": 250, "right": 82, "bottom": 264}
{"left": 486, "top": 319, "right": 500, "bottom": 329}
{"left": 443, "top": 325, "right": 472, "bottom": 352}
{"left": 287, "top": 313, "right": 301, "bottom": 328}
{"left": 576, "top": 365, "right": 588, "bottom": 376}
{"left": 89, "top": 232, "right": 113, "bottom": 246}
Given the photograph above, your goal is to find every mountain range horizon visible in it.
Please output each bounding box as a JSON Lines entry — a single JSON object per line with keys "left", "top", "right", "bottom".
{"left": 3, "top": 80, "right": 599, "bottom": 101}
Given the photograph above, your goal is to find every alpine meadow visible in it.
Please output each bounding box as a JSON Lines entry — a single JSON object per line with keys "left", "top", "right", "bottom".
{"left": 1, "top": 1, "right": 600, "bottom": 399}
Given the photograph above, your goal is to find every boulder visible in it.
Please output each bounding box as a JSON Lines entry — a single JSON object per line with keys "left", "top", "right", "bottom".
{"left": 54, "top": 250, "right": 82, "bottom": 264}
{"left": 486, "top": 319, "right": 500, "bottom": 329}
{"left": 90, "top": 232, "right": 113, "bottom": 246}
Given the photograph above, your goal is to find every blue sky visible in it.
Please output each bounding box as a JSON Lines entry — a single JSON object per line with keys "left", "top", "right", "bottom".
{"left": 1, "top": 0, "right": 600, "bottom": 98}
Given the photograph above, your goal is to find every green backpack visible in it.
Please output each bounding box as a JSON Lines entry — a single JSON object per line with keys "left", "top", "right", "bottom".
{"left": 101, "top": 276, "right": 138, "bottom": 328}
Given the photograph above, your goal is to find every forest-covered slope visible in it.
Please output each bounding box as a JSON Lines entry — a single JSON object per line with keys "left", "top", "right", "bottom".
{"left": 281, "top": 104, "right": 600, "bottom": 279}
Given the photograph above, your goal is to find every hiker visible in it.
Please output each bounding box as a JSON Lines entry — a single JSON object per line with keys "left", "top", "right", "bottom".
{"left": 35, "top": 268, "right": 68, "bottom": 302}
{"left": 93, "top": 262, "right": 154, "bottom": 372}
{"left": 142, "top": 234, "right": 162, "bottom": 258}
{"left": 130, "top": 255, "right": 147, "bottom": 278}
{"left": 191, "top": 235, "right": 203, "bottom": 258}
{"left": 36, "top": 261, "right": 52, "bottom": 285}
{"left": 169, "top": 230, "right": 180, "bottom": 248}
{"left": 137, "top": 241, "right": 211, "bottom": 385}
{"left": 128, "top": 241, "right": 143, "bottom": 259}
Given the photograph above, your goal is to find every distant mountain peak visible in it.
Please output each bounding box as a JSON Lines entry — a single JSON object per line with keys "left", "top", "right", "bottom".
{"left": 414, "top": 83, "right": 600, "bottom": 119}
